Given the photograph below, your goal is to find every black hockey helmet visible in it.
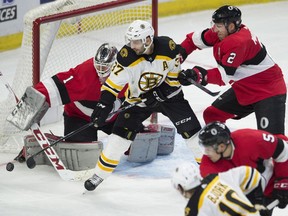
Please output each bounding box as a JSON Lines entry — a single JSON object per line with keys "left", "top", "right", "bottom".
{"left": 198, "top": 121, "right": 231, "bottom": 147}
{"left": 94, "top": 43, "right": 118, "bottom": 78}
{"left": 212, "top": 5, "right": 242, "bottom": 30}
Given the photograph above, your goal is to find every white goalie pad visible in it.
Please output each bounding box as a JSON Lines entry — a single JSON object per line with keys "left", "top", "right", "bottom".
{"left": 24, "top": 133, "right": 103, "bottom": 171}
{"left": 6, "top": 87, "right": 49, "bottom": 131}
{"left": 157, "top": 125, "right": 175, "bottom": 155}
{"left": 127, "top": 124, "right": 175, "bottom": 163}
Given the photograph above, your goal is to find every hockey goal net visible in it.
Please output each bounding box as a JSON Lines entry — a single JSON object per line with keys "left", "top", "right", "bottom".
{"left": 0, "top": 0, "right": 158, "bottom": 153}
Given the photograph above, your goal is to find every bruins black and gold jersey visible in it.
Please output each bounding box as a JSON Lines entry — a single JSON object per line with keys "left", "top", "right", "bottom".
{"left": 185, "top": 166, "right": 262, "bottom": 216}
{"left": 101, "top": 36, "right": 181, "bottom": 103}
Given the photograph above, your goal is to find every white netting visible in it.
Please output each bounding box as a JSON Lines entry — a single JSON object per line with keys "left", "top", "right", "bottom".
{"left": 0, "top": 0, "right": 154, "bottom": 152}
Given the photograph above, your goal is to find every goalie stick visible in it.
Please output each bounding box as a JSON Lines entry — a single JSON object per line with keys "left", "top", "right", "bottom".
{"left": 26, "top": 87, "right": 182, "bottom": 169}
{"left": 266, "top": 199, "right": 279, "bottom": 210}
{"left": 26, "top": 100, "right": 142, "bottom": 169}
{"left": 186, "top": 77, "right": 220, "bottom": 97}
{"left": 0, "top": 71, "right": 79, "bottom": 180}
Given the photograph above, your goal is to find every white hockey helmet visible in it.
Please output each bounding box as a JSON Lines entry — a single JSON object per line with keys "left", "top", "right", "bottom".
{"left": 94, "top": 43, "right": 118, "bottom": 78}
{"left": 171, "top": 162, "right": 202, "bottom": 193}
{"left": 125, "top": 20, "right": 154, "bottom": 53}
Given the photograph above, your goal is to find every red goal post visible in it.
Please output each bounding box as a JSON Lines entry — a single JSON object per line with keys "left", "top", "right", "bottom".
{"left": 0, "top": 0, "right": 158, "bottom": 152}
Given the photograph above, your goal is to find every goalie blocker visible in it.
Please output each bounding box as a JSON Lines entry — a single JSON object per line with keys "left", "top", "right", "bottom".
{"left": 23, "top": 124, "right": 175, "bottom": 169}
{"left": 7, "top": 86, "right": 49, "bottom": 131}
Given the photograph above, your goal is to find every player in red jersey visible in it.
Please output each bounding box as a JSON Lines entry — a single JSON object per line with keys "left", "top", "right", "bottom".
{"left": 178, "top": 5, "right": 286, "bottom": 136}
{"left": 34, "top": 43, "right": 124, "bottom": 142}
{"left": 13, "top": 43, "right": 126, "bottom": 162}
{"left": 198, "top": 121, "right": 288, "bottom": 215}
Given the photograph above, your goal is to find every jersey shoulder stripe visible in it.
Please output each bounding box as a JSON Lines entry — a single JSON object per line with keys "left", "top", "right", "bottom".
{"left": 154, "top": 36, "right": 180, "bottom": 59}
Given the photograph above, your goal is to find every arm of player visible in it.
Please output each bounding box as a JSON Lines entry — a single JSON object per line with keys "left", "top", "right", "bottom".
{"left": 91, "top": 90, "right": 116, "bottom": 127}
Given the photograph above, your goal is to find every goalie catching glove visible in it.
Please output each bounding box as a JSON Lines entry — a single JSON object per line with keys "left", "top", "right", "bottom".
{"left": 178, "top": 66, "right": 208, "bottom": 86}
{"left": 273, "top": 178, "right": 288, "bottom": 209}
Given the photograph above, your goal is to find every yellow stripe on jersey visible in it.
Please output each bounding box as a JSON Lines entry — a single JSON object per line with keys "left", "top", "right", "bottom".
{"left": 240, "top": 166, "right": 260, "bottom": 194}
{"left": 240, "top": 166, "right": 251, "bottom": 191}
{"left": 155, "top": 55, "right": 172, "bottom": 61}
{"left": 251, "top": 169, "right": 260, "bottom": 188}
{"left": 101, "top": 78, "right": 123, "bottom": 96}
{"left": 165, "top": 77, "right": 180, "bottom": 87}
{"left": 198, "top": 175, "right": 219, "bottom": 210}
{"left": 129, "top": 57, "right": 146, "bottom": 67}
{"left": 166, "top": 71, "right": 181, "bottom": 86}
{"left": 167, "top": 71, "right": 179, "bottom": 78}
{"left": 105, "top": 78, "right": 123, "bottom": 91}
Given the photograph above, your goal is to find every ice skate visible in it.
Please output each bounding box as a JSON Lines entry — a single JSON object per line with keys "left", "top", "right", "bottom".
{"left": 84, "top": 174, "right": 103, "bottom": 191}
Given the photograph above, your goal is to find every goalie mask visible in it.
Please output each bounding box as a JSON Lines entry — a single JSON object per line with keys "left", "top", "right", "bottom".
{"left": 171, "top": 162, "right": 202, "bottom": 196}
{"left": 94, "top": 43, "right": 118, "bottom": 78}
{"left": 125, "top": 20, "right": 154, "bottom": 55}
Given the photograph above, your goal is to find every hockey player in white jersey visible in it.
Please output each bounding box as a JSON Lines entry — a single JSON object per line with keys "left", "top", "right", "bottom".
{"left": 172, "top": 163, "right": 265, "bottom": 216}
{"left": 84, "top": 20, "right": 202, "bottom": 191}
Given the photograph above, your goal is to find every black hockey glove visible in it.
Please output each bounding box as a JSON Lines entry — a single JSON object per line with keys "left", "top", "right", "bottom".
{"left": 178, "top": 66, "right": 208, "bottom": 86}
{"left": 141, "top": 87, "right": 167, "bottom": 108}
{"left": 91, "top": 91, "right": 115, "bottom": 127}
{"left": 272, "top": 178, "right": 288, "bottom": 209}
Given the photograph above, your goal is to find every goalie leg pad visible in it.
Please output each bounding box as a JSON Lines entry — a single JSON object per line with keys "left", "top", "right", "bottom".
{"left": 127, "top": 131, "right": 160, "bottom": 163}
{"left": 54, "top": 142, "right": 103, "bottom": 171}
{"left": 24, "top": 135, "right": 49, "bottom": 165}
{"left": 157, "top": 125, "right": 175, "bottom": 155}
{"left": 7, "top": 87, "right": 49, "bottom": 131}
{"left": 24, "top": 134, "right": 103, "bottom": 171}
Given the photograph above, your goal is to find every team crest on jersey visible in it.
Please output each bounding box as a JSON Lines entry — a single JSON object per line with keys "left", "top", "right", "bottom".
{"left": 120, "top": 48, "right": 128, "bottom": 57}
{"left": 139, "top": 72, "right": 163, "bottom": 91}
{"left": 169, "top": 40, "right": 176, "bottom": 50}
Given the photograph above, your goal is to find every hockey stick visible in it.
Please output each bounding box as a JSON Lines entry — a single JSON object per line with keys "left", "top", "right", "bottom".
{"left": 26, "top": 87, "right": 182, "bottom": 168}
{"left": 25, "top": 100, "right": 143, "bottom": 169}
{"left": 186, "top": 77, "right": 220, "bottom": 97}
{"left": 266, "top": 199, "right": 279, "bottom": 210}
{"left": 0, "top": 71, "right": 77, "bottom": 180}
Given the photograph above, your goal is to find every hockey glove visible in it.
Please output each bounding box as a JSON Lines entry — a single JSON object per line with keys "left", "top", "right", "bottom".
{"left": 272, "top": 178, "right": 288, "bottom": 209}
{"left": 91, "top": 91, "right": 115, "bottom": 127}
{"left": 178, "top": 66, "right": 208, "bottom": 86}
{"left": 141, "top": 87, "right": 167, "bottom": 108}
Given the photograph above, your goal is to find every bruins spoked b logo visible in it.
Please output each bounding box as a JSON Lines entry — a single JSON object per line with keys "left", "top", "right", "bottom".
{"left": 139, "top": 72, "right": 163, "bottom": 91}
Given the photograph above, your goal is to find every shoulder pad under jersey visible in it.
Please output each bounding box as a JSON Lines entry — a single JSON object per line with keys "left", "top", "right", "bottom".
{"left": 116, "top": 45, "right": 140, "bottom": 67}
{"left": 154, "top": 36, "right": 180, "bottom": 59}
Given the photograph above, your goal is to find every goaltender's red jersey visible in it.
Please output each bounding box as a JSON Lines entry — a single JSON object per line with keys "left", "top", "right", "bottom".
{"left": 181, "top": 24, "right": 286, "bottom": 105}
{"left": 200, "top": 129, "right": 288, "bottom": 196}
{"left": 34, "top": 58, "right": 126, "bottom": 122}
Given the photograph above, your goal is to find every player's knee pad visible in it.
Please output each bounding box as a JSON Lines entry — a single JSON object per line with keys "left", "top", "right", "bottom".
{"left": 127, "top": 124, "right": 176, "bottom": 163}
{"left": 24, "top": 133, "right": 103, "bottom": 171}
{"left": 203, "top": 106, "right": 234, "bottom": 124}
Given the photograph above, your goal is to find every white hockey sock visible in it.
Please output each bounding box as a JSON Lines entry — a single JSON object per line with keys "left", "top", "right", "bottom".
{"left": 185, "top": 132, "right": 203, "bottom": 164}
{"left": 95, "top": 133, "right": 132, "bottom": 179}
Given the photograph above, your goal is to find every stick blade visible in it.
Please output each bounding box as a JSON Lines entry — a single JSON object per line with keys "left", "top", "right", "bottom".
{"left": 26, "top": 157, "right": 36, "bottom": 169}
